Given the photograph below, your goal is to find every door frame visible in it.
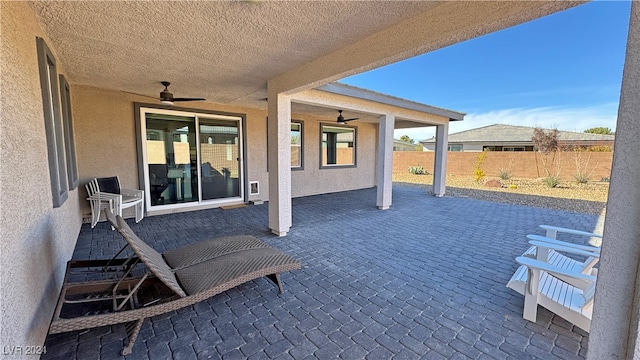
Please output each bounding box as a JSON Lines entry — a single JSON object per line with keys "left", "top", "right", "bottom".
{"left": 134, "top": 103, "right": 248, "bottom": 215}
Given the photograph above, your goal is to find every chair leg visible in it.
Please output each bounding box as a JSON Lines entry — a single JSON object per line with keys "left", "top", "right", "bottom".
{"left": 135, "top": 202, "right": 143, "bottom": 223}
{"left": 121, "top": 318, "right": 144, "bottom": 356}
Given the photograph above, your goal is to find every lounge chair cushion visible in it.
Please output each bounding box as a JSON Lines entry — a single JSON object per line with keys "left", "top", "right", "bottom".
{"left": 175, "top": 247, "right": 300, "bottom": 295}
{"left": 163, "top": 235, "right": 270, "bottom": 270}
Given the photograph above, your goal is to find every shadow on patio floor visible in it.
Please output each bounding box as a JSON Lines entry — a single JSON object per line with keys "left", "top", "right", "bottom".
{"left": 43, "top": 184, "right": 596, "bottom": 359}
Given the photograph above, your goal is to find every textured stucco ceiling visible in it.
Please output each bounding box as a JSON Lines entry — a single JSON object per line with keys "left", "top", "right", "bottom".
{"left": 29, "top": 1, "right": 581, "bottom": 113}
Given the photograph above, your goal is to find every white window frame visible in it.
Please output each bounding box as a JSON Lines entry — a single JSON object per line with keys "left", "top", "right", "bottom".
{"left": 320, "top": 124, "right": 357, "bottom": 168}
{"left": 138, "top": 106, "right": 245, "bottom": 214}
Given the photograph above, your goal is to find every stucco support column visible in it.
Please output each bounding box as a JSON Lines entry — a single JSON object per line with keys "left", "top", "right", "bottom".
{"left": 376, "top": 114, "right": 395, "bottom": 210}
{"left": 267, "top": 89, "right": 292, "bottom": 237}
{"left": 432, "top": 122, "right": 449, "bottom": 197}
{"left": 588, "top": 3, "right": 640, "bottom": 359}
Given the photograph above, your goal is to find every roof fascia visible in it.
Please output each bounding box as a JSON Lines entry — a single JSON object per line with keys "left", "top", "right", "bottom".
{"left": 268, "top": 2, "right": 582, "bottom": 95}
{"left": 291, "top": 88, "right": 451, "bottom": 126}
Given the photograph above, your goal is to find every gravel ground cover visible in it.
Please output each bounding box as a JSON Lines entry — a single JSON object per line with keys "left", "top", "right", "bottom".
{"left": 394, "top": 173, "right": 609, "bottom": 215}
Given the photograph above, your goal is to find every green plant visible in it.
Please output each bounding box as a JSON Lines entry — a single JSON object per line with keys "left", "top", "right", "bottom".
{"left": 543, "top": 175, "right": 560, "bottom": 188}
{"left": 601, "top": 177, "right": 610, "bottom": 183}
{"left": 572, "top": 150, "right": 592, "bottom": 185}
{"left": 473, "top": 150, "right": 487, "bottom": 183}
{"left": 498, "top": 168, "right": 512, "bottom": 180}
{"left": 574, "top": 173, "right": 591, "bottom": 184}
{"left": 408, "top": 166, "right": 429, "bottom": 175}
{"left": 508, "top": 184, "right": 517, "bottom": 189}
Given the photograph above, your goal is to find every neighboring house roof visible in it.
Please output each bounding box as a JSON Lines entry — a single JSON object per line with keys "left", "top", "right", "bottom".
{"left": 394, "top": 139, "right": 417, "bottom": 146}
{"left": 421, "top": 124, "right": 615, "bottom": 144}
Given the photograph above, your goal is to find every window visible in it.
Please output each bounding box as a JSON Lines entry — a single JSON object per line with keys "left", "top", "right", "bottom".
{"left": 502, "top": 147, "right": 525, "bottom": 152}
{"left": 37, "top": 37, "right": 68, "bottom": 207}
{"left": 321, "top": 125, "right": 356, "bottom": 167}
{"left": 59, "top": 75, "right": 79, "bottom": 190}
{"left": 291, "top": 122, "right": 303, "bottom": 169}
{"left": 448, "top": 144, "right": 463, "bottom": 152}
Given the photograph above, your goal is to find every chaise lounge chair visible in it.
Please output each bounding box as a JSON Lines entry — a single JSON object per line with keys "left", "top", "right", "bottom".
{"left": 48, "top": 213, "right": 301, "bottom": 355}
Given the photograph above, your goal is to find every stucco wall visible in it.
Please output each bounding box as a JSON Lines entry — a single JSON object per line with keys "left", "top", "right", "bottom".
{"left": 292, "top": 121, "right": 377, "bottom": 197}
{"left": 1, "top": 2, "right": 82, "bottom": 350}
{"left": 72, "top": 86, "right": 377, "bottom": 218}
{"left": 394, "top": 151, "right": 614, "bottom": 180}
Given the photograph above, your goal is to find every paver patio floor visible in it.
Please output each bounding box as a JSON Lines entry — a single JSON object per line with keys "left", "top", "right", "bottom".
{"left": 43, "top": 184, "right": 598, "bottom": 359}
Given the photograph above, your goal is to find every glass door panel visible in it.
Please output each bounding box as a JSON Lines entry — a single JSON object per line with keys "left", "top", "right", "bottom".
{"left": 199, "top": 118, "right": 240, "bottom": 200}
{"left": 145, "top": 113, "right": 198, "bottom": 206}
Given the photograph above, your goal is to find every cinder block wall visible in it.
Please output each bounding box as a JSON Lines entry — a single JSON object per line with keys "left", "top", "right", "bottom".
{"left": 394, "top": 151, "right": 613, "bottom": 180}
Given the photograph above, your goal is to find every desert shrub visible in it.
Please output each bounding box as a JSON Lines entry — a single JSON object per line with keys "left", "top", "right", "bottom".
{"left": 408, "top": 166, "right": 429, "bottom": 175}
{"left": 543, "top": 176, "right": 560, "bottom": 188}
{"left": 601, "top": 177, "right": 610, "bottom": 183}
{"left": 573, "top": 150, "right": 592, "bottom": 185}
{"left": 587, "top": 145, "right": 613, "bottom": 152}
{"left": 532, "top": 127, "right": 559, "bottom": 177}
{"left": 498, "top": 168, "right": 512, "bottom": 180}
{"left": 508, "top": 184, "right": 517, "bottom": 189}
{"left": 574, "top": 173, "right": 591, "bottom": 184}
{"left": 473, "top": 151, "right": 487, "bottom": 183}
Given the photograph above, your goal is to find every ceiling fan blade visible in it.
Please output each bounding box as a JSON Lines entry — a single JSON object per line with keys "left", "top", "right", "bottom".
{"left": 173, "top": 98, "right": 206, "bottom": 102}
{"left": 120, "top": 90, "right": 158, "bottom": 100}
{"left": 345, "top": 117, "right": 359, "bottom": 121}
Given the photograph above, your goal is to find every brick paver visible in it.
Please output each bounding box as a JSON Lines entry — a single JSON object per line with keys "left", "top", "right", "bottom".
{"left": 43, "top": 184, "right": 598, "bottom": 359}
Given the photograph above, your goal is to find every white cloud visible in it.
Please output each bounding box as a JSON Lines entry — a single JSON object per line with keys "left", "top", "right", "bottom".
{"left": 395, "top": 103, "right": 619, "bottom": 142}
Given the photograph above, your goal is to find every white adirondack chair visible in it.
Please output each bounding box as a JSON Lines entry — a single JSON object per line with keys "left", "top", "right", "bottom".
{"left": 522, "top": 225, "right": 602, "bottom": 276}
{"left": 513, "top": 256, "right": 596, "bottom": 333}
{"left": 86, "top": 177, "right": 144, "bottom": 228}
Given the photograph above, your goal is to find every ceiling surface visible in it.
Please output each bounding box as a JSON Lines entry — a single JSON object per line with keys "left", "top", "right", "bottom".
{"left": 29, "top": 1, "right": 580, "bottom": 117}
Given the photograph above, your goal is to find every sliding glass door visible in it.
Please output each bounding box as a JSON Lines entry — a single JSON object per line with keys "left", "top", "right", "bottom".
{"left": 140, "top": 107, "right": 244, "bottom": 212}
{"left": 199, "top": 118, "right": 240, "bottom": 200}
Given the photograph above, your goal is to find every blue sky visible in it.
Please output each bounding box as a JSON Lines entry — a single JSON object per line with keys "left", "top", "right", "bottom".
{"left": 341, "top": 1, "right": 631, "bottom": 141}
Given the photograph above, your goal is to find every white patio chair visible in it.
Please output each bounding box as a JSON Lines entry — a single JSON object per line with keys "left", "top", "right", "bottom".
{"left": 512, "top": 256, "right": 596, "bottom": 333}
{"left": 86, "top": 180, "right": 120, "bottom": 229}
{"left": 521, "top": 225, "right": 602, "bottom": 275}
{"left": 86, "top": 177, "right": 144, "bottom": 228}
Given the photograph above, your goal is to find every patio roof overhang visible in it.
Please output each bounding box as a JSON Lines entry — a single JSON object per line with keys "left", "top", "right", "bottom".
{"left": 28, "top": 1, "right": 581, "bottom": 110}
{"left": 291, "top": 82, "right": 465, "bottom": 130}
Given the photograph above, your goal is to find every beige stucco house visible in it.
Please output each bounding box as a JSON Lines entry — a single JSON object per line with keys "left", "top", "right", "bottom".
{"left": 2, "top": 2, "right": 640, "bottom": 359}
{"left": 421, "top": 124, "right": 615, "bottom": 152}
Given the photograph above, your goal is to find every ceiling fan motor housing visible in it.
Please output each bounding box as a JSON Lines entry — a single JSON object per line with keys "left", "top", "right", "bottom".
{"left": 160, "top": 90, "right": 174, "bottom": 102}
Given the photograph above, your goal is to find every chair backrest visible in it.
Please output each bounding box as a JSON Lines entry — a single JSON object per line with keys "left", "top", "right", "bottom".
{"left": 86, "top": 178, "right": 99, "bottom": 197}
{"left": 97, "top": 176, "right": 121, "bottom": 194}
{"left": 115, "top": 216, "right": 187, "bottom": 297}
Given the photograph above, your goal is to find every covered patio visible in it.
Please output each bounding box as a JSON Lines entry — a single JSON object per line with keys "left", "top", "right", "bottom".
{"left": 43, "top": 184, "right": 596, "bottom": 359}
{"left": 4, "top": 2, "right": 640, "bottom": 358}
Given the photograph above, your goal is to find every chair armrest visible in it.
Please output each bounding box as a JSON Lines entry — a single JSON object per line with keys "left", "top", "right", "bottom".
{"left": 528, "top": 239, "right": 601, "bottom": 258}
{"left": 539, "top": 224, "right": 603, "bottom": 239}
{"left": 516, "top": 256, "right": 597, "bottom": 283}
{"left": 527, "top": 235, "right": 601, "bottom": 254}
{"left": 88, "top": 192, "right": 121, "bottom": 202}
{"left": 120, "top": 188, "right": 143, "bottom": 198}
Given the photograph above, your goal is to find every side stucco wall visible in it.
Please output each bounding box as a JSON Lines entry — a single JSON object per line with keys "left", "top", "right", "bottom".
{"left": 1, "top": 2, "right": 82, "bottom": 350}
{"left": 72, "top": 86, "right": 377, "bottom": 219}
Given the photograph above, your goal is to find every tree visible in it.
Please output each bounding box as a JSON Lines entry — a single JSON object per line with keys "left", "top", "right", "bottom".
{"left": 531, "top": 127, "right": 559, "bottom": 177}
{"left": 399, "top": 135, "right": 414, "bottom": 144}
{"left": 584, "top": 127, "right": 615, "bottom": 135}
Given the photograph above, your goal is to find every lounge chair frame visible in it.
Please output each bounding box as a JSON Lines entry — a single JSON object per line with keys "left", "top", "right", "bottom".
{"left": 49, "top": 214, "right": 301, "bottom": 355}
